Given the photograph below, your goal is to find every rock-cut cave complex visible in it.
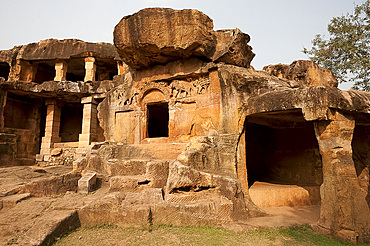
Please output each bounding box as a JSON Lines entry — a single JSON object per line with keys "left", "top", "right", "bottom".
{"left": 0, "top": 8, "right": 369, "bottom": 245}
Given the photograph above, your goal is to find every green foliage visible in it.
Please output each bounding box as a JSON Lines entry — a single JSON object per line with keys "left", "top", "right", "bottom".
{"left": 303, "top": 0, "right": 370, "bottom": 90}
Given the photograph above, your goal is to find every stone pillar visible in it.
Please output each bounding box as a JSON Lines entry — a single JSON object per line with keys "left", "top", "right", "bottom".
{"left": 54, "top": 60, "right": 68, "bottom": 81}
{"left": 235, "top": 131, "right": 248, "bottom": 195}
{"left": 84, "top": 57, "right": 96, "bottom": 82}
{"left": 313, "top": 110, "right": 370, "bottom": 244}
{"left": 38, "top": 99, "right": 62, "bottom": 161}
{"left": 78, "top": 96, "right": 98, "bottom": 147}
{"left": 117, "top": 61, "right": 124, "bottom": 75}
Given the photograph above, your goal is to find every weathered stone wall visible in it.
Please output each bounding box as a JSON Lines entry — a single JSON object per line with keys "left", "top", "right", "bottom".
{"left": 98, "top": 59, "right": 225, "bottom": 146}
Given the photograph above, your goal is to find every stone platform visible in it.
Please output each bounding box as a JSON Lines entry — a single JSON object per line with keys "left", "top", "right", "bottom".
{"left": 249, "top": 182, "right": 320, "bottom": 208}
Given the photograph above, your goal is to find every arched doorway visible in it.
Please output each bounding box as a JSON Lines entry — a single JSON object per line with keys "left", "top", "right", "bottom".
{"left": 142, "top": 89, "right": 169, "bottom": 139}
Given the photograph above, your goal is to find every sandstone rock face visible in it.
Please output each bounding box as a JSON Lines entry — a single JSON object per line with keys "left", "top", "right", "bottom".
{"left": 263, "top": 60, "right": 338, "bottom": 87}
{"left": 114, "top": 8, "right": 216, "bottom": 69}
{"left": 113, "top": 8, "right": 255, "bottom": 69}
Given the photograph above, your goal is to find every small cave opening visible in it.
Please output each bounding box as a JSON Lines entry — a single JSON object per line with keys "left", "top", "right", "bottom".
{"left": 4, "top": 93, "right": 40, "bottom": 130}
{"left": 59, "top": 103, "right": 83, "bottom": 142}
{"left": 147, "top": 102, "right": 169, "bottom": 138}
{"left": 19, "top": 61, "right": 36, "bottom": 82}
{"left": 34, "top": 61, "right": 55, "bottom": 83}
{"left": 246, "top": 120, "right": 322, "bottom": 186}
{"left": 352, "top": 123, "right": 370, "bottom": 209}
{"left": 0, "top": 62, "right": 10, "bottom": 80}
{"left": 66, "top": 58, "right": 85, "bottom": 82}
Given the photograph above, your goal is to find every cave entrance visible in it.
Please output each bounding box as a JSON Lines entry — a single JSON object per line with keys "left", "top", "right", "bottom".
{"left": 0, "top": 62, "right": 10, "bottom": 80}
{"left": 95, "top": 58, "right": 118, "bottom": 81}
{"left": 59, "top": 103, "right": 83, "bottom": 142}
{"left": 147, "top": 102, "right": 169, "bottom": 138}
{"left": 3, "top": 92, "right": 43, "bottom": 160}
{"left": 245, "top": 109, "right": 322, "bottom": 208}
{"left": 352, "top": 114, "right": 370, "bottom": 209}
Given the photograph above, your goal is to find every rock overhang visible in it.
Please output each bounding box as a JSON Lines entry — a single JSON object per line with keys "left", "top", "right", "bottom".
{"left": 18, "top": 39, "right": 120, "bottom": 61}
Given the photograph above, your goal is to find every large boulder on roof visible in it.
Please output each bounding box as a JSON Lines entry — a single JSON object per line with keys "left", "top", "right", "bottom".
{"left": 113, "top": 8, "right": 255, "bottom": 70}
{"left": 113, "top": 8, "right": 216, "bottom": 70}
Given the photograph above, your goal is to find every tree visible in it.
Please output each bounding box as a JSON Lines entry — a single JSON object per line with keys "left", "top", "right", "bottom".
{"left": 303, "top": 0, "right": 370, "bottom": 90}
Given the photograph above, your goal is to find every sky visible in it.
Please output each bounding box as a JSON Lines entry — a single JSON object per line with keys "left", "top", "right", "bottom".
{"left": 0, "top": 0, "right": 364, "bottom": 90}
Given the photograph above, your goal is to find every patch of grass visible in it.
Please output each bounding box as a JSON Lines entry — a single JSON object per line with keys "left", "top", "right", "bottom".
{"left": 53, "top": 224, "right": 369, "bottom": 246}
{"left": 279, "top": 226, "right": 359, "bottom": 246}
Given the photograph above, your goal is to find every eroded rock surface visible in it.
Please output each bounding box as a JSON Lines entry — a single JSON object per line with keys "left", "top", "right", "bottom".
{"left": 212, "top": 29, "right": 255, "bottom": 68}
{"left": 263, "top": 60, "right": 338, "bottom": 87}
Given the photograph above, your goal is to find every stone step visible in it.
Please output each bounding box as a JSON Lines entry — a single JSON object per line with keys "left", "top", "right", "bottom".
{"left": 106, "top": 159, "right": 149, "bottom": 176}
{"left": 0, "top": 193, "right": 31, "bottom": 210}
{"left": 117, "top": 142, "right": 188, "bottom": 160}
{"left": 109, "top": 175, "right": 149, "bottom": 192}
{"left": 105, "top": 159, "right": 170, "bottom": 185}
{"left": 249, "top": 182, "right": 320, "bottom": 208}
{"left": 54, "top": 142, "right": 79, "bottom": 148}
